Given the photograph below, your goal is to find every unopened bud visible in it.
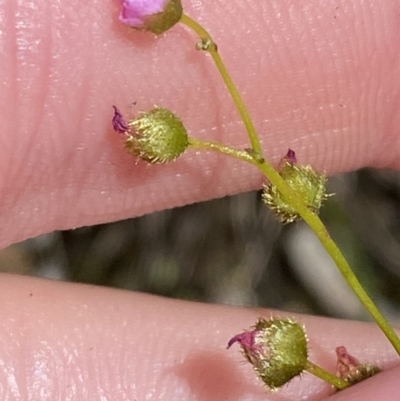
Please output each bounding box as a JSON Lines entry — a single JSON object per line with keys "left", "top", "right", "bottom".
{"left": 228, "top": 318, "right": 308, "bottom": 390}
{"left": 118, "top": 0, "right": 183, "bottom": 35}
{"left": 262, "top": 149, "right": 329, "bottom": 223}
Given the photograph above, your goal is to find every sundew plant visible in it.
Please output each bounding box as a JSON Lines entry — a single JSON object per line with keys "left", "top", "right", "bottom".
{"left": 113, "top": 0, "right": 397, "bottom": 393}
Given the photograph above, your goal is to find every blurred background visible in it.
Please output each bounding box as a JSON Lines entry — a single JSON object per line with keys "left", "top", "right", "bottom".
{"left": 2, "top": 168, "right": 400, "bottom": 322}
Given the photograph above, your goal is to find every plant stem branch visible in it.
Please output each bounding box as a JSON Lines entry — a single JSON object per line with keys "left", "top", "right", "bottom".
{"left": 254, "top": 159, "right": 400, "bottom": 354}
{"left": 179, "top": 13, "right": 263, "bottom": 157}
{"left": 188, "top": 137, "right": 258, "bottom": 165}
{"left": 305, "top": 360, "right": 349, "bottom": 390}
{"left": 180, "top": 13, "right": 400, "bottom": 355}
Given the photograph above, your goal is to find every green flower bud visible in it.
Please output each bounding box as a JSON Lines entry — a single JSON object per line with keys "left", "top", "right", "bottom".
{"left": 228, "top": 318, "right": 308, "bottom": 390}
{"left": 118, "top": 107, "right": 188, "bottom": 164}
{"left": 262, "top": 149, "right": 329, "bottom": 223}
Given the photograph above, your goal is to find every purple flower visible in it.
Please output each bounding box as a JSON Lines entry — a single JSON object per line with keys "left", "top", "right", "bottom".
{"left": 118, "top": 0, "right": 183, "bottom": 34}
{"left": 119, "top": 0, "right": 166, "bottom": 27}
{"left": 112, "top": 106, "right": 129, "bottom": 134}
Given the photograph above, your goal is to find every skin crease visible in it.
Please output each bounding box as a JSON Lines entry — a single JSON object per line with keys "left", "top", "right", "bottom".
{"left": 0, "top": 0, "right": 400, "bottom": 399}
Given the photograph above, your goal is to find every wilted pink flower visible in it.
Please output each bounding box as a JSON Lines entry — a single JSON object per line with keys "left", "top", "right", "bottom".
{"left": 336, "top": 346, "right": 361, "bottom": 379}
{"left": 335, "top": 346, "right": 381, "bottom": 384}
{"left": 227, "top": 329, "right": 265, "bottom": 364}
{"left": 118, "top": 0, "right": 183, "bottom": 34}
{"left": 285, "top": 148, "right": 297, "bottom": 164}
{"left": 278, "top": 149, "right": 297, "bottom": 169}
{"left": 112, "top": 106, "right": 129, "bottom": 134}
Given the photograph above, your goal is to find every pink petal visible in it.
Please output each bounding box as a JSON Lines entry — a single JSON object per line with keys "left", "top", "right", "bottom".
{"left": 112, "top": 106, "right": 129, "bottom": 134}
{"left": 119, "top": 0, "right": 167, "bottom": 27}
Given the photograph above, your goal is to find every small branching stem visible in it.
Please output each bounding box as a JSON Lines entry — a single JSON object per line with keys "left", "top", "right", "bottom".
{"left": 190, "top": 135, "right": 400, "bottom": 354}
{"left": 255, "top": 159, "right": 400, "bottom": 354}
{"left": 180, "top": 14, "right": 263, "bottom": 157}
{"left": 188, "top": 138, "right": 258, "bottom": 165}
{"left": 305, "top": 361, "right": 349, "bottom": 390}
{"left": 181, "top": 14, "right": 400, "bottom": 355}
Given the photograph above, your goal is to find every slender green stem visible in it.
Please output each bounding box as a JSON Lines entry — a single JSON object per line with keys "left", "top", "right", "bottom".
{"left": 180, "top": 13, "right": 400, "bottom": 355}
{"left": 188, "top": 137, "right": 258, "bottom": 165}
{"left": 189, "top": 135, "right": 400, "bottom": 354}
{"left": 305, "top": 360, "right": 349, "bottom": 390}
{"left": 254, "top": 158, "right": 400, "bottom": 354}
{"left": 179, "top": 13, "right": 263, "bottom": 157}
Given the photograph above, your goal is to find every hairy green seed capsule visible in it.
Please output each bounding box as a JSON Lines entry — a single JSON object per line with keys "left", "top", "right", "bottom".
{"left": 228, "top": 317, "right": 308, "bottom": 390}
{"left": 124, "top": 107, "right": 189, "bottom": 163}
{"left": 262, "top": 150, "right": 329, "bottom": 223}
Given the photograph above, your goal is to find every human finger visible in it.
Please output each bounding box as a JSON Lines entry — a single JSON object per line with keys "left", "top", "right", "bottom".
{"left": 0, "top": 273, "right": 397, "bottom": 400}
{"left": 1, "top": 0, "right": 399, "bottom": 247}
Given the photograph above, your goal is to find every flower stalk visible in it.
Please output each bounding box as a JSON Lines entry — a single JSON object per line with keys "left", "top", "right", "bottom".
{"left": 258, "top": 157, "right": 400, "bottom": 353}
{"left": 188, "top": 137, "right": 258, "bottom": 165}
{"left": 114, "top": 0, "right": 400, "bottom": 363}
{"left": 305, "top": 360, "right": 349, "bottom": 390}
{"left": 179, "top": 14, "right": 400, "bottom": 356}
{"left": 179, "top": 13, "right": 263, "bottom": 158}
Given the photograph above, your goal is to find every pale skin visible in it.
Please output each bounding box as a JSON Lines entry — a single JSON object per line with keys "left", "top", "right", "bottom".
{"left": 1, "top": 0, "right": 400, "bottom": 399}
